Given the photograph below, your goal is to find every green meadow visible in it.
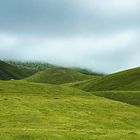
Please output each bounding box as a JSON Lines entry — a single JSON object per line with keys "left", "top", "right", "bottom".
{"left": 0, "top": 61, "right": 140, "bottom": 139}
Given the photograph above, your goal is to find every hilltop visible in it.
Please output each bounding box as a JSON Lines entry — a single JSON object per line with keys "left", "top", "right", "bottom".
{"left": 26, "top": 67, "right": 95, "bottom": 84}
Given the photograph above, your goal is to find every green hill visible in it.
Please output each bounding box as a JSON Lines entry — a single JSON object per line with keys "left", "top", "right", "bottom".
{"left": 0, "top": 80, "right": 140, "bottom": 139}
{"left": 73, "top": 67, "right": 140, "bottom": 91}
{"left": 26, "top": 67, "right": 94, "bottom": 84}
{"left": 0, "top": 60, "right": 30, "bottom": 80}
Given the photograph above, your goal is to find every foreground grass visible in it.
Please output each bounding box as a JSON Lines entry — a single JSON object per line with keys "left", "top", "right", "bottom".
{"left": 0, "top": 81, "right": 140, "bottom": 139}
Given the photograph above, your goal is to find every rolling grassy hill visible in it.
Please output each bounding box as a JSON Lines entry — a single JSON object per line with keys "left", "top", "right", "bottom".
{"left": 71, "top": 67, "right": 140, "bottom": 109}
{"left": 1, "top": 60, "right": 140, "bottom": 139}
{"left": 0, "top": 60, "right": 30, "bottom": 80}
{"left": 73, "top": 67, "right": 140, "bottom": 91}
{"left": 26, "top": 67, "right": 95, "bottom": 84}
{"left": 0, "top": 80, "right": 140, "bottom": 139}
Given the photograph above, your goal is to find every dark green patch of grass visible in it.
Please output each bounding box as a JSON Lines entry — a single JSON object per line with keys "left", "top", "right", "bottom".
{"left": 0, "top": 60, "right": 30, "bottom": 80}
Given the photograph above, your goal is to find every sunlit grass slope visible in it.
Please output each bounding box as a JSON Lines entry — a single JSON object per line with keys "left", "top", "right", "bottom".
{"left": 73, "top": 67, "right": 140, "bottom": 91}
{"left": 0, "top": 81, "right": 140, "bottom": 139}
{"left": 26, "top": 67, "right": 94, "bottom": 84}
{"left": 0, "top": 60, "right": 29, "bottom": 80}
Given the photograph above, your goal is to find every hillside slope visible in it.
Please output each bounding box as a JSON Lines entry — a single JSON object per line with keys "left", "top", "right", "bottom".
{"left": 0, "top": 60, "right": 30, "bottom": 80}
{"left": 0, "top": 81, "right": 140, "bottom": 139}
{"left": 26, "top": 67, "right": 95, "bottom": 84}
{"left": 73, "top": 67, "right": 140, "bottom": 91}
{"left": 92, "top": 91, "right": 140, "bottom": 107}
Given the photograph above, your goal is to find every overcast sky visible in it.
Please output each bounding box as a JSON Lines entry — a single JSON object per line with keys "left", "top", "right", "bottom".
{"left": 0, "top": 0, "right": 139, "bottom": 73}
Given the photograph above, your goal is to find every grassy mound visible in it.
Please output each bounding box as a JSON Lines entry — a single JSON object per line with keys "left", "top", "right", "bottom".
{"left": 0, "top": 60, "right": 30, "bottom": 80}
{"left": 26, "top": 67, "right": 94, "bottom": 84}
{"left": 73, "top": 67, "right": 140, "bottom": 91}
{"left": 0, "top": 81, "right": 140, "bottom": 139}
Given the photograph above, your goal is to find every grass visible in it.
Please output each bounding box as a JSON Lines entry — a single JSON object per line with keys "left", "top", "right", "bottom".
{"left": 73, "top": 67, "right": 140, "bottom": 91}
{"left": 0, "top": 81, "right": 140, "bottom": 139}
{"left": 0, "top": 60, "right": 30, "bottom": 80}
{"left": 26, "top": 67, "right": 94, "bottom": 84}
{"left": 1, "top": 61, "right": 140, "bottom": 139}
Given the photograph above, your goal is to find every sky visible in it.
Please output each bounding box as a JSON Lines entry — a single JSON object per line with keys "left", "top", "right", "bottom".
{"left": 0, "top": 0, "right": 139, "bottom": 73}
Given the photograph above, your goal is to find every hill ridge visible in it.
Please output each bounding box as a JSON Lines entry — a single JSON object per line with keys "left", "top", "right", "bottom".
{"left": 26, "top": 67, "right": 96, "bottom": 84}
{"left": 72, "top": 66, "right": 140, "bottom": 91}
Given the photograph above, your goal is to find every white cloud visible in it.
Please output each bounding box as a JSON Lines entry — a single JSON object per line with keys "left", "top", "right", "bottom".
{"left": 0, "top": 33, "right": 18, "bottom": 47}
{"left": 78, "top": 0, "right": 139, "bottom": 14}
{"left": 0, "top": 0, "right": 139, "bottom": 73}
{"left": 0, "top": 29, "right": 139, "bottom": 73}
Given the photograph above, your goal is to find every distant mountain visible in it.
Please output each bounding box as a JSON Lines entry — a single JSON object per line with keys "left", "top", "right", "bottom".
{"left": 7, "top": 61, "right": 54, "bottom": 73}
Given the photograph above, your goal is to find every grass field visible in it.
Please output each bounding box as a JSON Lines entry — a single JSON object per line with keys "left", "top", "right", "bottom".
{"left": 0, "top": 81, "right": 140, "bottom": 139}
{"left": 1, "top": 60, "right": 140, "bottom": 139}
